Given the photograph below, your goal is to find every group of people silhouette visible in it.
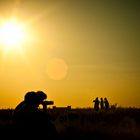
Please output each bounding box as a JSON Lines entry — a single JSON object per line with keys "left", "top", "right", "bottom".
{"left": 93, "top": 97, "right": 109, "bottom": 111}
{"left": 11, "top": 90, "right": 58, "bottom": 139}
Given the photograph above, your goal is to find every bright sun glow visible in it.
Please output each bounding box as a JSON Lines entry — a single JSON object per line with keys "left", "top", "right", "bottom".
{"left": 0, "top": 20, "right": 26, "bottom": 51}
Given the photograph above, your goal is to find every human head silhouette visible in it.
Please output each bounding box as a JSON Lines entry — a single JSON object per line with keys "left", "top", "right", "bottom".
{"left": 104, "top": 97, "right": 108, "bottom": 101}
{"left": 24, "top": 91, "right": 38, "bottom": 105}
{"left": 36, "top": 90, "right": 47, "bottom": 104}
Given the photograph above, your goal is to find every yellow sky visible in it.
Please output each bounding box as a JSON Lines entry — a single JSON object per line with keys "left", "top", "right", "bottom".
{"left": 0, "top": 0, "right": 140, "bottom": 108}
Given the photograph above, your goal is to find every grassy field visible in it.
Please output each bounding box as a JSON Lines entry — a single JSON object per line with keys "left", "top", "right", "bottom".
{"left": 0, "top": 107, "right": 140, "bottom": 140}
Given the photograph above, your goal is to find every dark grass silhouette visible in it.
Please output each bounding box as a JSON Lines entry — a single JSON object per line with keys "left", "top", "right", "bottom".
{"left": 0, "top": 107, "right": 140, "bottom": 140}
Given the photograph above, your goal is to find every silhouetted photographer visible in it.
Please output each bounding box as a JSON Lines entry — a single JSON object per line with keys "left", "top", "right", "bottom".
{"left": 11, "top": 90, "right": 58, "bottom": 139}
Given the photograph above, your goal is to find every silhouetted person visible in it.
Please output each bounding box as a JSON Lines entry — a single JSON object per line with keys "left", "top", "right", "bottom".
{"left": 93, "top": 97, "right": 99, "bottom": 111}
{"left": 11, "top": 91, "right": 58, "bottom": 139}
{"left": 104, "top": 97, "right": 109, "bottom": 110}
{"left": 100, "top": 97, "right": 104, "bottom": 110}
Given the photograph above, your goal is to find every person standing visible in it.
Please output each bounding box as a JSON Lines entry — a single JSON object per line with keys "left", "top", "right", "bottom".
{"left": 104, "top": 97, "right": 109, "bottom": 110}
{"left": 93, "top": 97, "right": 99, "bottom": 111}
{"left": 100, "top": 97, "right": 104, "bottom": 110}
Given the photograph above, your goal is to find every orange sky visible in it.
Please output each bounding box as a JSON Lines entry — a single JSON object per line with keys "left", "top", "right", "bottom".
{"left": 0, "top": 0, "right": 140, "bottom": 109}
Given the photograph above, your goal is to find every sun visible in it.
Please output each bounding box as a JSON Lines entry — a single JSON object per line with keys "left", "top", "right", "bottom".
{"left": 0, "top": 20, "right": 26, "bottom": 51}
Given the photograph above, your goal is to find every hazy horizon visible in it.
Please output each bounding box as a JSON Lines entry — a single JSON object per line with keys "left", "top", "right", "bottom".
{"left": 0, "top": 0, "right": 140, "bottom": 108}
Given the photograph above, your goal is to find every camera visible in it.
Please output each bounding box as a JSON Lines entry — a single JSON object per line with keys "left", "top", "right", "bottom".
{"left": 42, "top": 100, "right": 54, "bottom": 105}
